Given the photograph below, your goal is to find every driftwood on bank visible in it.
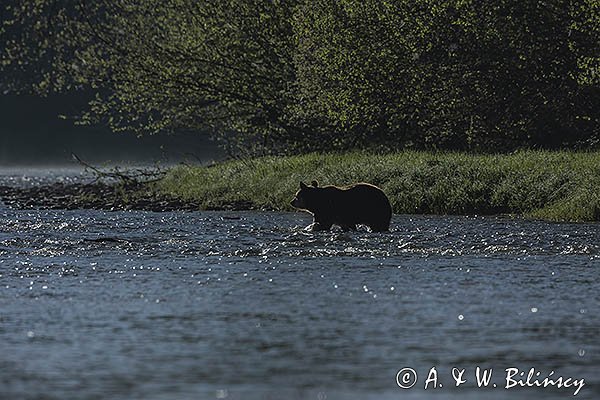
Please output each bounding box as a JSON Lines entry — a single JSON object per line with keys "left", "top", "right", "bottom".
{"left": 70, "top": 153, "right": 166, "bottom": 185}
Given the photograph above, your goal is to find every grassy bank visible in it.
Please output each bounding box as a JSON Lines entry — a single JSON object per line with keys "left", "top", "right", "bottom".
{"left": 154, "top": 151, "right": 600, "bottom": 222}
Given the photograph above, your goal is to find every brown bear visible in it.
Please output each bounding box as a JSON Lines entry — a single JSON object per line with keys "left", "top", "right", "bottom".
{"left": 290, "top": 181, "right": 392, "bottom": 232}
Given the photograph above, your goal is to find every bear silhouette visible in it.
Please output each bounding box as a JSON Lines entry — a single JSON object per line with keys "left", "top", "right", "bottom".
{"left": 290, "top": 181, "right": 392, "bottom": 232}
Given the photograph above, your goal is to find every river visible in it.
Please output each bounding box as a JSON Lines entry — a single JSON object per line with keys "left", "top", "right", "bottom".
{"left": 0, "top": 169, "right": 598, "bottom": 399}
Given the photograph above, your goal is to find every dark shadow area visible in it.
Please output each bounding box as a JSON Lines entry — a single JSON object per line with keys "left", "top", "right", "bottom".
{"left": 0, "top": 94, "right": 224, "bottom": 165}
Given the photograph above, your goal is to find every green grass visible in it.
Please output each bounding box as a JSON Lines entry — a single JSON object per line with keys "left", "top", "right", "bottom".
{"left": 153, "top": 151, "right": 600, "bottom": 222}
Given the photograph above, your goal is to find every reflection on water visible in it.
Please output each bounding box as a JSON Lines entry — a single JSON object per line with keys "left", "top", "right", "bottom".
{"left": 0, "top": 166, "right": 89, "bottom": 188}
{"left": 1, "top": 197, "right": 599, "bottom": 399}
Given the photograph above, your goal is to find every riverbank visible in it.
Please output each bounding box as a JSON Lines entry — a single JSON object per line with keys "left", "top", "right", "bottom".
{"left": 1, "top": 151, "right": 599, "bottom": 222}
{"left": 155, "top": 151, "right": 600, "bottom": 222}
{"left": 0, "top": 182, "right": 203, "bottom": 212}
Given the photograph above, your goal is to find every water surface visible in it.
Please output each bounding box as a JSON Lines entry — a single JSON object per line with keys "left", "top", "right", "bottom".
{"left": 0, "top": 176, "right": 599, "bottom": 399}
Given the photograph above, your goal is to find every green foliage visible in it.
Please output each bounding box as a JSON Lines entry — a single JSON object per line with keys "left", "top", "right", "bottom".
{"left": 293, "top": 0, "right": 600, "bottom": 150}
{"left": 155, "top": 151, "right": 600, "bottom": 222}
{"left": 1, "top": 0, "right": 599, "bottom": 153}
{"left": 1, "top": 0, "right": 299, "bottom": 154}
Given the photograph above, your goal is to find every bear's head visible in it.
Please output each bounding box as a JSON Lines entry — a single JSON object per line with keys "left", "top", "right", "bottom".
{"left": 290, "top": 181, "right": 319, "bottom": 210}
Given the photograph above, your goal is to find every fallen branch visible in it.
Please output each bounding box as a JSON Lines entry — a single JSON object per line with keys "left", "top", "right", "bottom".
{"left": 71, "top": 153, "right": 166, "bottom": 185}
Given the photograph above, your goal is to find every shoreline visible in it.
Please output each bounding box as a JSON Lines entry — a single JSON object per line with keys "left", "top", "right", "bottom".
{"left": 155, "top": 151, "right": 600, "bottom": 223}
{"left": 0, "top": 183, "right": 254, "bottom": 212}
{"left": 2, "top": 150, "right": 600, "bottom": 222}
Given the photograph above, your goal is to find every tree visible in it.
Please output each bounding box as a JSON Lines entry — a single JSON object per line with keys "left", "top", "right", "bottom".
{"left": 2, "top": 0, "right": 599, "bottom": 153}
{"left": 293, "top": 0, "right": 600, "bottom": 150}
{"left": 1, "top": 0, "right": 300, "bottom": 155}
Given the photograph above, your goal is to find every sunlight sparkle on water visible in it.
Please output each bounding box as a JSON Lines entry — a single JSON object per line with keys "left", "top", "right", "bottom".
{"left": 1, "top": 203, "right": 599, "bottom": 399}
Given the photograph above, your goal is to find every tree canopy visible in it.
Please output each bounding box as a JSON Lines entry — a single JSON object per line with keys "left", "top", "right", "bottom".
{"left": 1, "top": 0, "right": 599, "bottom": 154}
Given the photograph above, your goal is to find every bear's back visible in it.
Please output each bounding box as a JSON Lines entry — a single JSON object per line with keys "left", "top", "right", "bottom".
{"left": 333, "top": 183, "right": 392, "bottom": 231}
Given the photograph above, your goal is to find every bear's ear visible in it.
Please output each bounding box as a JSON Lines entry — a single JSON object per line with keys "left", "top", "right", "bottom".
{"left": 311, "top": 180, "right": 319, "bottom": 187}
{"left": 300, "top": 181, "right": 308, "bottom": 189}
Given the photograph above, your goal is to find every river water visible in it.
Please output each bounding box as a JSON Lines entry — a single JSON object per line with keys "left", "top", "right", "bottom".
{"left": 0, "top": 170, "right": 598, "bottom": 399}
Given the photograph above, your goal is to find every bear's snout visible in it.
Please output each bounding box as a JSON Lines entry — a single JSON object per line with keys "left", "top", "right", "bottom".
{"left": 290, "top": 197, "right": 304, "bottom": 209}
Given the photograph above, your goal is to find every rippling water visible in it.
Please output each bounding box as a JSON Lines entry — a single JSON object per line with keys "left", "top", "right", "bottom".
{"left": 1, "top": 177, "right": 599, "bottom": 399}
{"left": 0, "top": 166, "right": 89, "bottom": 188}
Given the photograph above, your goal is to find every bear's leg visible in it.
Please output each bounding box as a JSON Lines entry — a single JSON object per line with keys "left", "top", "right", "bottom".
{"left": 310, "top": 221, "right": 333, "bottom": 231}
{"left": 369, "top": 224, "right": 389, "bottom": 233}
{"left": 340, "top": 224, "right": 357, "bottom": 231}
